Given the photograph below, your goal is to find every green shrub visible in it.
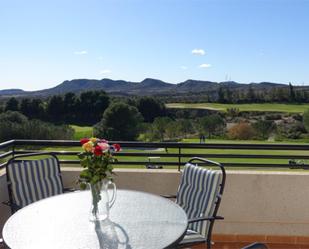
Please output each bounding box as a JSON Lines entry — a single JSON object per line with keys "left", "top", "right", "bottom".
{"left": 0, "top": 111, "right": 74, "bottom": 142}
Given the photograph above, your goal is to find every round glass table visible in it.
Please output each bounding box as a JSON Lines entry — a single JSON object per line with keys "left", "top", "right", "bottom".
{"left": 3, "top": 190, "right": 188, "bottom": 249}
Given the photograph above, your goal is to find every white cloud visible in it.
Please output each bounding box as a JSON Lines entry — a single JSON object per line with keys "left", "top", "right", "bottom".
{"left": 74, "top": 50, "right": 88, "bottom": 55}
{"left": 180, "top": 66, "right": 188, "bottom": 70}
{"left": 99, "top": 69, "right": 111, "bottom": 74}
{"left": 199, "top": 63, "right": 212, "bottom": 68}
{"left": 192, "top": 49, "right": 205, "bottom": 56}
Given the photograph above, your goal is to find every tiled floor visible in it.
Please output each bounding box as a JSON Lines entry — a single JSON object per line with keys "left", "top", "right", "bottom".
{"left": 190, "top": 242, "right": 309, "bottom": 249}
{"left": 1, "top": 242, "right": 309, "bottom": 249}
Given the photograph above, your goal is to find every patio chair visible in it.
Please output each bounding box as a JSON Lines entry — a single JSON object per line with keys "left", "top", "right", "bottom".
{"left": 3, "top": 152, "right": 66, "bottom": 213}
{"left": 168, "top": 157, "right": 226, "bottom": 249}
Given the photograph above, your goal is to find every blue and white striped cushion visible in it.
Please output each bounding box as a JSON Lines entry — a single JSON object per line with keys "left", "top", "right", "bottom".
{"left": 7, "top": 157, "right": 63, "bottom": 208}
{"left": 176, "top": 163, "right": 222, "bottom": 238}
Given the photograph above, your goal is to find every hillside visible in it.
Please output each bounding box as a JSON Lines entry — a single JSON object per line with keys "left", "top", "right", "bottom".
{"left": 0, "top": 78, "right": 301, "bottom": 98}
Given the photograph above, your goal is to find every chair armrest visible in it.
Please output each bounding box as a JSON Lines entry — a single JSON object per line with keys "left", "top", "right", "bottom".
{"left": 188, "top": 215, "right": 224, "bottom": 223}
{"left": 161, "top": 194, "right": 177, "bottom": 199}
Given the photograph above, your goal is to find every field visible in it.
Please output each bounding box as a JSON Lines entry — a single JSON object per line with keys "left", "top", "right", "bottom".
{"left": 41, "top": 132, "right": 309, "bottom": 170}
{"left": 70, "top": 125, "right": 93, "bottom": 140}
{"left": 63, "top": 124, "right": 309, "bottom": 171}
{"left": 166, "top": 103, "right": 309, "bottom": 113}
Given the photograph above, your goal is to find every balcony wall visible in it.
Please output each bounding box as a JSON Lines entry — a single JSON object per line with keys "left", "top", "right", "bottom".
{"left": 1, "top": 167, "right": 309, "bottom": 241}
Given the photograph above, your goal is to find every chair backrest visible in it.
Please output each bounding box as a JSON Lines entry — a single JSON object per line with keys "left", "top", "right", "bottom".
{"left": 176, "top": 158, "right": 225, "bottom": 238}
{"left": 6, "top": 153, "right": 64, "bottom": 212}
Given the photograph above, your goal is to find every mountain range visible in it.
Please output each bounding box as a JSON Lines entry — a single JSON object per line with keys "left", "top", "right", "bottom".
{"left": 0, "top": 78, "right": 298, "bottom": 98}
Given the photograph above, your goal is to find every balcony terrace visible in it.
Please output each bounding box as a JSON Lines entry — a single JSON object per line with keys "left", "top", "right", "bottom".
{"left": 1, "top": 140, "right": 309, "bottom": 248}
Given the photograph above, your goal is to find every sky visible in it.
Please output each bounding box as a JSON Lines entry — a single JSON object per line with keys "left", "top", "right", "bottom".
{"left": 1, "top": 0, "right": 309, "bottom": 90}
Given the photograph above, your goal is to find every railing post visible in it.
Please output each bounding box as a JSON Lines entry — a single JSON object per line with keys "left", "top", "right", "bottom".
{"left": 178, "top": 147, "right": 181, "bottom": 171}
{"left": 12, "top": 144, "right": 15, "bottom": 158}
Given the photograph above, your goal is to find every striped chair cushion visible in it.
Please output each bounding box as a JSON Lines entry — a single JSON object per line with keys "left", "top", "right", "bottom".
{"left": 176, "top": 163, "right": 222, "bottom": 239}
{"left": 7, "top": 157, "right": 63, "bottom": 209}
{"left": 180, "top": 229, "right": 206, "bottom": 245}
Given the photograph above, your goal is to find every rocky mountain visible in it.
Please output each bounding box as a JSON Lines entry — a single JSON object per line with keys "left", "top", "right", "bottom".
{"left": 0, "top": 89, "right": 27, "bottom": 96}
{"left": 0, "top": 78, "right": 296, "bottom": 98}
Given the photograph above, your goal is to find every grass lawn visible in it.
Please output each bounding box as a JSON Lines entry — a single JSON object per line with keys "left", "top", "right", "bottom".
{"left": 70, "top": 125, "right": 93, "bottom": 140}
{"left": 182, "top": 137, "right": 309, "bottom": 144}
{"left": 33, "top": 125, "right": 309, "bottom": 171}
{"left": 166, "top": 102, "right": 309, "bottom": 113}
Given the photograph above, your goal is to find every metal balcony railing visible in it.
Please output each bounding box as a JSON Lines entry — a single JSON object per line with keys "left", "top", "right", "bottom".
{"left": 1, "top": 139, "right": 309, "bottom": 170}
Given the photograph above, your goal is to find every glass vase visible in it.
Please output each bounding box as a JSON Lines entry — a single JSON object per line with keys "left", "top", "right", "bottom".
{"left": 89, "top": 179, "right": 116, "bottom": 221}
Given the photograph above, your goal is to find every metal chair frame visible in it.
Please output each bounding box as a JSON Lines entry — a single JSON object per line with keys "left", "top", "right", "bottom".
{"left": 4, "top": 152, "right": 65, "bottom": 213}
{"left": 241, "top": 242, "right": 268, "bottom": 249}
{"left": 176, "top": 157, "right": 226, "bottom": 249}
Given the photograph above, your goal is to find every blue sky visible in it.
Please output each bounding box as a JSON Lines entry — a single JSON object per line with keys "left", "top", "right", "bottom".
{"left": 1, "top": 0, "right": 309, "bottom": 90}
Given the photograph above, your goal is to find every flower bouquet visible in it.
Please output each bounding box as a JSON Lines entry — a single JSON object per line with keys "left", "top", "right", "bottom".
{"left": 78, "top": 137, "right": 121, "bottom": 221}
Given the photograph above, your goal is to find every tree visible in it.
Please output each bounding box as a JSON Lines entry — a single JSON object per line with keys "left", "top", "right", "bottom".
{"left": 63, "top": 92, "right": 77, "bottom": 123}
{"left": 24, "top": 120, "right": 74, "bottom": 140}
{"left": 289, "top": 82, "right": 296, "bottom": 102}
{"left": 198, "top": 114, "right": 225, "bottom": 138}
{"left": 0, "top": 111, "right": 28, "bottom": 141}
{"left": 20, "top": 98, "right": 32, "bottom": 117}
{"left": 225, "top": 87, "right": 232, "bottom": 103}
{"left": 252, "top": 120, "right": 274, "bottom": 140}
{"left": 20, "top": 98, "right": 45, "bottom": 120}
{"left": 30, "top": 99, "right": 45, "bottom": 120}
{"left": 94, "top": 102, "right": 143, "bottom": 141}
{"left": 217, "top": 87, "right": 226, "bottom": 103}
{"left": 47, "top": 95, "right": 65, "bottom": 122}
{"left": 246, "top": 87, "right": 256, "bottom": 102}
{"left": 165, "top": 121, "right": 180, "bottom": 140}
{"left": 303, "top": 109, "right": 309, "bottom": 132}
{"left": 137, "top": 97, "right": 166, "bottom": 123}
{"left": 152, "top": 117, "right": 173, "bottom": 141}
{"left": 0, "top": 111, "right": 74, "bottom": 142}
{"left": 79, "top": 91, "right": 110, "bottom": 124}
{"left": 5, "top": 97, "right": 19, "bottom": 112}
{"left": 178, "top": 119, "right": 194, "bottom": 138}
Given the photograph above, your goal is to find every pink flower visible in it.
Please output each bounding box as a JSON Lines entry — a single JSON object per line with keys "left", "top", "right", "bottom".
{"left": 97, "top": 142, "right": 110, "bottom": 152}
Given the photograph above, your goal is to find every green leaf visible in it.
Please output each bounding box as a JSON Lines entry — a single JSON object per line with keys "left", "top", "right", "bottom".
{"left": 80, "top": 182, "right": 87, "bottom": 190}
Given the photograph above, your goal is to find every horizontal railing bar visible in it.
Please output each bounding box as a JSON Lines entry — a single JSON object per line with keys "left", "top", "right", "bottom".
{"left": 114, "top": 153, "right": 309, "bottom": 159}
{"left": 0, "top": 151, "right": 13, "bottom": 160}
{"left": 12, "top": 139, "right": 309, "bottom": 150}
{"left": 221, "top": 163, "right": 308, "bottom": 168}
{"left": 57, "top": 160, "right": 298, "bottom": 168}
{"left": 14, "top": 150, "right": 79, "bottom": 155}
{"left": 3, "top": 156, "right": 300, "bottom": 169}
{"left": 12, "top": 150, "right": 309, "bottom": 160}
{"left": 0, "top": 162, "right": 7, "bottom": 169}
{"left": 0, "top": 140, "right": 14, "bottom": 150}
